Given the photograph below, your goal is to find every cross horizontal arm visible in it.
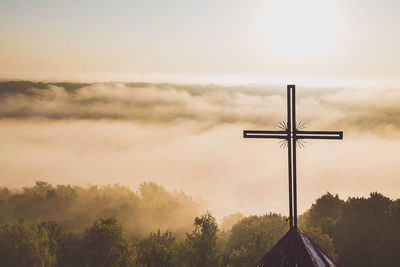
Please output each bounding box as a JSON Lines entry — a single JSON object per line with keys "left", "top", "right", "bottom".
{"left": 296, "top": 130, "right": 343, "bottom": 140}
{"left": 243, "top": 130, "right": 287, "bottom": 139}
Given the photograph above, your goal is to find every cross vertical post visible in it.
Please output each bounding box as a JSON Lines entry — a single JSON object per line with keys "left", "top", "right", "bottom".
{"left": 291, "top": 86, "right": 298, "bottom": 228}
{"left": 287, "top": 85, "right": 293, "bottom": 229}
{"left": 243, "top": 84, "right": 343, "bottom": 230}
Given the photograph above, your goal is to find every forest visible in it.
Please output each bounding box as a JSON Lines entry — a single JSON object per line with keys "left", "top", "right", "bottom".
{"left": 0, "top": 181, "right": 399, "bottom": 267}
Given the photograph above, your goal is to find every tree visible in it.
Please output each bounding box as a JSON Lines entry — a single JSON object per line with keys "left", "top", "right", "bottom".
{"left": 216, "top": 229, "right": 231, "bottom": 267}
{"left": 83, "top": 217, "right": 136, "bottom": 267}
{"left": 137, "top": 230, "right": 177, "bottom": 267}
{"left": 0, "top": 221, "right": 54, "bottom": 267}
{"left": 334, "top": 192, "right": 395, "bottom": 267}
{"left": 58, "top": 232, "right": 85, "bottom": 267}
{"left": 38, "top": 221, "right": 66, "bottom": 266}
{"left": 184, "top": 212, "right": 219, "bottom": 267}
{"left": 227, "top": 213, "right": 287, "bottom": 267}
{"left": 306, "top": 192, "right": 344, "bottom": 238}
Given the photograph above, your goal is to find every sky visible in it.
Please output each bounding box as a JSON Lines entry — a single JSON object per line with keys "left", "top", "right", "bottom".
{"left": 1, "top": 0, "right": 400, "bottom": 84}
{"left": 1, "top": 1, "right": 400, "bottom": 220}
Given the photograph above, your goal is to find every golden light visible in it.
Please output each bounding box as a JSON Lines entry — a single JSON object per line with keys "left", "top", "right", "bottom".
{"left": 263, "top": 0, "right": 341, "bottom": 60}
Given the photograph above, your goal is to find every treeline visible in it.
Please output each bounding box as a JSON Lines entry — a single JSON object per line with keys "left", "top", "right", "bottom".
{"left": 0, "top": 182, "right": 399, "bottom": 266}
{"left": 0, "top": 212, "right": 290, "bottom": 267}
{"left": 302, "top": 192, "right": 400, "bottom": 267}
{"left": 0, "top": 181, "right": 200, "bottom": 239}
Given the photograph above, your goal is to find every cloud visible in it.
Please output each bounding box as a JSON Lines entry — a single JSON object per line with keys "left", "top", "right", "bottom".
{"left": 0, "top": 81, "right": 282, "bottom": 127}
{"left": 1, "top": 81, "right": 400, "bottom": 135}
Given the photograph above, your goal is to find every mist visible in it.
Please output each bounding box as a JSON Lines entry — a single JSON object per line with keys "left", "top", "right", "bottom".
{"left": 0, "top": 81, "right": 399, "bottom": 220}
{"left": 0, "top": 181, "right": 202, "bottom": 239}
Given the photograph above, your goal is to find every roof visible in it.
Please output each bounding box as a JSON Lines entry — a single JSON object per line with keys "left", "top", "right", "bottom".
{"left": 256, "top": 228, "right": 338, "bottom": 267}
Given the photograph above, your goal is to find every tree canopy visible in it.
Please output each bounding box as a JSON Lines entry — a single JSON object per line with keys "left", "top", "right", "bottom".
{"left": 0, "top": 182, "right": 399, "bottom": 267}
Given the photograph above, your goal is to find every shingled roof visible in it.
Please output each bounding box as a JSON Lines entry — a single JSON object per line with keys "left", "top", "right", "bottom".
{"left": 256, "top": 228, "right": 337, "bottom": 267}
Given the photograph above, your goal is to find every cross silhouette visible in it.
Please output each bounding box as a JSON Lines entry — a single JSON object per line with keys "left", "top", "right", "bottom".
{"left": 243, "top": 85, "right": 343, "bottom": 229}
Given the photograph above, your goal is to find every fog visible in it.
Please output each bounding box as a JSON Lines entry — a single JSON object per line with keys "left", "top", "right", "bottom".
{"left": 0, "top": 81, "right": 399, "bottom": 220}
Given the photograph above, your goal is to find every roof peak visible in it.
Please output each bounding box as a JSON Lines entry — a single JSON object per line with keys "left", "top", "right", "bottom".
{"left": 256, "top": 228, "right": 337, "bottom": 267}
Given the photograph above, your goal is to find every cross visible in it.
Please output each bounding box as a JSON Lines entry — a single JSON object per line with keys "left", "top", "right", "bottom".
{"left": 243, "top": 85, "right": 343, "bottom": 229}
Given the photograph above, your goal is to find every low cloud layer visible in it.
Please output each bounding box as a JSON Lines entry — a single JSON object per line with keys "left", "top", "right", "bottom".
{"left": 0, "top": 81, "right": 282, "bottom": 126}
{"left": 1, "top": 81, "right": 400, "bottom": 134}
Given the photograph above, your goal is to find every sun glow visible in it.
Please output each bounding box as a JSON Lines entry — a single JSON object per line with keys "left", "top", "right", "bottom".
{"left": 263, "top": 0, "right": 341, "bottom": 60}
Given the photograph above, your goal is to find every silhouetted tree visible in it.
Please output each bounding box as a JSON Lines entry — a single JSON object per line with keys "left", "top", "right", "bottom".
{"left": 305, "top": 192, "right": 400, "bottom": 267}
{"left": 335, "top": 193, "right": 394, "bottom": 267}
{"left": 305, "top": 192, "right": 344, "bottom": 239}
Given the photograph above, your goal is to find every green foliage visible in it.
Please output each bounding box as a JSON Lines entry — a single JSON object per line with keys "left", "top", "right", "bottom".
{"left": 137, "top": 230, "right": 177, "bottom": 267}
{"left": 305, "top": 192, "right": 400, "bottom": 267}
{"left": 334, "top": 192, "right": 397, "bottom": 267}
{"left": 0, "top": 221, "right": 54, "bottom": 267}
{"left": 58, "top": 232, "right": 85, "bottom": 267}
{"left": 305, "top": 192, "right": 343, "bottom": 238}
{"left": 83, "top": 217, "right": 137, "bottom": 267}
{"left": 227, "top": 213, "right": 287, "bottom": 267}
{"left": 183, "top": 212, "right": 219, "bottom": 267}
{"left": 215, "top": 229, "right": 231, "bottom": 266}
{"left": 38, "top": 221, "right": 66, "bottom": 266}
{"left": 1, "top": 183, "right": 400, "bottom": 267}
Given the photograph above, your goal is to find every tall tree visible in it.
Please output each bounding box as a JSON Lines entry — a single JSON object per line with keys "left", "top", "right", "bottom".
{"left": 83, "top": 217, "right": 136, "bottom": 267}
{"left": 38, "top": 221, "right": 66, "bottom": 266}
{"left": 184, "top": 212, "right": 219, "bottom": 267}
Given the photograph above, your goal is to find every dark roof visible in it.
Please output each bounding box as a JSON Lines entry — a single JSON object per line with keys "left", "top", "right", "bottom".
{"left": 256, "top": 228, "right": 337, "bottom": 267}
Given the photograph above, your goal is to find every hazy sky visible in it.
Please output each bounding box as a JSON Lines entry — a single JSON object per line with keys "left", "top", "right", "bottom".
{"left": 1, "top": 0, "right": 400, "bottom": 84}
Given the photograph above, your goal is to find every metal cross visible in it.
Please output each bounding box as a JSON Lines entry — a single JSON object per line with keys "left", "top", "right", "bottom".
{"left": 243, "top": 85, "right": 343, "bottom": 229}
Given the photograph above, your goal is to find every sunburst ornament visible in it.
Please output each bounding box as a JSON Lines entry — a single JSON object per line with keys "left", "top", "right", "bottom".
{"left": 277, "top": 120, "right": 307, "bottom": 149}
